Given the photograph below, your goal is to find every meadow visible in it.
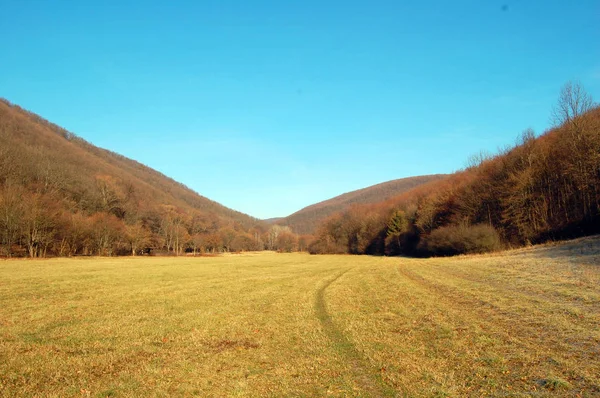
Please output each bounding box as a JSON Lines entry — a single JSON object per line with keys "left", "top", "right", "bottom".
{"left": 0, "top": 237, "right": 599, "bottom": 397}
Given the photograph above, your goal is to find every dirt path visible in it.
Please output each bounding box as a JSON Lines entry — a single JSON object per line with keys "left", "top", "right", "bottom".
{"left": 314, "top": 268, "right": 395, "bottom": 397}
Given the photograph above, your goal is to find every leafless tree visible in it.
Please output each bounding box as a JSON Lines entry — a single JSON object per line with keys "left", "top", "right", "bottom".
{"left": 551, "top": 81, "right": 594, "bottom": 129}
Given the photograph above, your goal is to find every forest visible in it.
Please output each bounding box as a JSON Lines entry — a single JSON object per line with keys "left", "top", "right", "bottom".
{"left": 278, "top": 174, "right": 446, "bottom": 235}
{"left": 308, "top": 82, "right": 600, "bottom": 256}
{"left": 0, "top": 98, "right": 301, "bottom": 257}
{"left": 1, "top": 82, "right": 598, "bottom": 258}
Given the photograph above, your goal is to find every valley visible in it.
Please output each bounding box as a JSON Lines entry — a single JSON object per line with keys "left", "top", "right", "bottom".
{"left": 1, "top": 237, "right": 598, "bottom": 396}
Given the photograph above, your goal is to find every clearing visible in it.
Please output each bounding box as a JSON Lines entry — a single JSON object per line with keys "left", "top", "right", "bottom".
{"left": 1, "top": 236, "right": 599, "bottom": 397}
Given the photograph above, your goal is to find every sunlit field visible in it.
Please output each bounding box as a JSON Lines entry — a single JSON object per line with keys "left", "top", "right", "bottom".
{"left": 1, "top": 237, "right": 599, "bottom": 397}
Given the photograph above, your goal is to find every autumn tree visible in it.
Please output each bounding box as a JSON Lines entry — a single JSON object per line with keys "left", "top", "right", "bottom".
{"left": 297, "top": 235, "right": 312, "bottom": 252}
{"left": 95, "top": 175, "right": 126, "bottom": 218}
{"left": 231, "top": 232, "right": 261, "bottom": 252}
{"left": 266, "top": 225, "right": 293, "bottom": 251}
{"left": 61, "top": 212, "right": 93, "bottom": 256}
{"left": 190, "top": 233, "right": 206, "bottom": 255}
{"left": 90, "top": 213, "right": 124, "bottom": 256}
{"left": 308, "top": 213, "right": 347, "bottom": 254}
{"left": 220, "top": 228, "right": 237, "bottom": 252}
{"left": 158, "top": 205, "right": 190, "bottom": 255}
{"left": 205, "top": 232, "right": 222, "bottom": 253}
{"left": 20, "top": 193, "right": 57, "bottom": 258}
{"left": 125, "top": 222, "right": 150, "bottom": 256}
{"left": 275, "top": 230, "right": 298, "bottom": 252}
{"left": 247, "top": 227, "right": 265, "bottom": 250}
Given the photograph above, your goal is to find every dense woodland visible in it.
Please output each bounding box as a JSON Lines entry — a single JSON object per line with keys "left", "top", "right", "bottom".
{"left": 1, "top": 82, "right": 598, "bottom": 258}
{"left": 309, "top": 83, "right": 600, "bottom": 256}
{"left": 0, "top": 99, "right": 300, "bottom": 257}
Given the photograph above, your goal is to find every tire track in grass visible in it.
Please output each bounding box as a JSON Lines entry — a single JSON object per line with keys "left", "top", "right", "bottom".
{"left": 395, "top": 264, "right": 600, "bottom": 395}
{"left": 427, "top": 264, "right": 600, "bottom": 316}
{"left": 314, "top": 268, "right": 395, "bottom": 397}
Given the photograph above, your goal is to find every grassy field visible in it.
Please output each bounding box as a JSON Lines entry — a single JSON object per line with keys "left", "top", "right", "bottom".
{"left": 1, "top": 237, "right": 599, "bottom": 397}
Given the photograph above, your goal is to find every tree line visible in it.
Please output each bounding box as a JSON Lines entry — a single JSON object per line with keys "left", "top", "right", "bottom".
{"left": 1, "top": 82, "right": 598, "bottom": 258}
{"left": 0, "top": 184, "right": 306, "bottom": 257}
{"left": 279, "top": 175, "right": 445, "bottom": 235}
{"left": 309, "top": 82, "right": 600, "bottom": 256}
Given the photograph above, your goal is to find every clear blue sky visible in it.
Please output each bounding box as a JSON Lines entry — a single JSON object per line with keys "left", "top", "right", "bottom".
{"left": 1, "top": 0, "right": 599, "bottom": 219}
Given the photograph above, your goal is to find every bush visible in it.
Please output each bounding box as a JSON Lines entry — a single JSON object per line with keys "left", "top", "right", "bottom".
{"left": 307, "top": 236, "right": 346, "bottom": 254}
{"left": 419, "top": 224, "right": 501, "bottom": 256}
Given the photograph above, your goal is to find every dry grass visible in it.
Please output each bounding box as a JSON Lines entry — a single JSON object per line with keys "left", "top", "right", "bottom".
{"left": 0, "top": 237, "right": 599, "bottom": 397}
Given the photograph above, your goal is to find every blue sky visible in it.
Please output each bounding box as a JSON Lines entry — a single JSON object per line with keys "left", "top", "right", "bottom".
{"left": 1, "top": 0, "right": 599, "bottom": 219}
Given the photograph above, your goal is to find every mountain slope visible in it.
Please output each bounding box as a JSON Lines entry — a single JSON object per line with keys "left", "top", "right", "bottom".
{"left": 279, "top": 175, "right": 447, "bottom": 234}
{"left": 0, "top": 99, "right": 263, "bottom": 256}
{"left": 308, "top": 104, "right": 600, "bottom": 256}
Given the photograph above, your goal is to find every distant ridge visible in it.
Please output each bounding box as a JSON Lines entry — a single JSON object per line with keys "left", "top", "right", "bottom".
{"left": 263, "top": 217, "right": 284, "bottom": 224}
{"left": 279, "top": 175, "right": 447, "bottom": 234}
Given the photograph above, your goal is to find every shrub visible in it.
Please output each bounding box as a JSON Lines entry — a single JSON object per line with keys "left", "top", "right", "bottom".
{"left": 308, "top": 236, "right": 346, "bottom": 254}
{"left": 419, "top": 224, "right": 501, "bottom": 256}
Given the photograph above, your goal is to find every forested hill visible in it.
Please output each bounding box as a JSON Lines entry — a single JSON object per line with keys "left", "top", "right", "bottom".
{"left": 279, "top": 175, "right": 447, "bottom": 234}
{"left": 0, "top": 99, "right": 264, "bottom": 257}
{"left": 309, "top": 84, "right": 600, "bottom": 257}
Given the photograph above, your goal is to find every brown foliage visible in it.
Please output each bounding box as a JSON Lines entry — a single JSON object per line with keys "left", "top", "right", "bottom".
{"left": 0, "top": 99, "right": 267, "bottom": 257}
{"left": 310, "top": 84, "right": 600, "bottom": 257}
{"left": 279, "top": 175, "right": 447, "bottom": 234}
{"left": 418, "top": 224, "right": 502, "bottom": 256}
{"left": 275, "top": 231, "right": 298, "bottom": 253}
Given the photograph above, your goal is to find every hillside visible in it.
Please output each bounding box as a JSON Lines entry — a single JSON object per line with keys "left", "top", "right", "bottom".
{"left": 309, "top": 85, "right": 600, "bottom": 256}
{"left": 0, "top": 99, "right": 264, "bottom": 256}
{"left": 279, "top": 175, "right": 447, "bottom": 234}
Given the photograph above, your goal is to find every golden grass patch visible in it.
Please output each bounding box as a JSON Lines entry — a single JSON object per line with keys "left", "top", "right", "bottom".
{"left": 1, "top": 237, "right": 599, "bottom": 396}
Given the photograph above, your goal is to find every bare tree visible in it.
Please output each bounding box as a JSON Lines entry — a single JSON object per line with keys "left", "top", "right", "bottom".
{"left": 466, "top": 150, "right": 493, "bottom": 170}
{"left": 0, "top": 185, "right": 24, "bottom": 257}
{"left": 551, "top": 81, "right": 594, "bottom": 129}
{"left": 266, "top": 225, "right": 292, "bottom": 250}
{"left": 551, "top": 82, "right": 598, "bottom": 218}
